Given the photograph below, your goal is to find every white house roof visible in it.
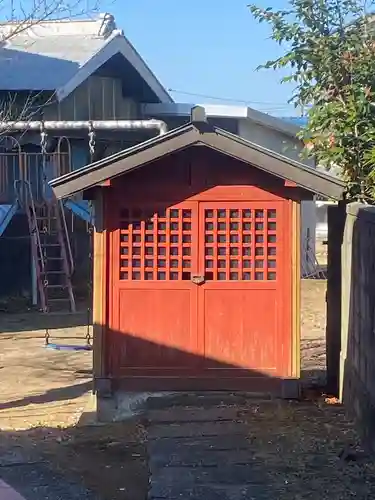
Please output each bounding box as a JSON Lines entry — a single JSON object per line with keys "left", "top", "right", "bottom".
{"left": 0, "top": 33, "right": 103, "bottom": 91}
{"left": 142, "top": 102, "right": 302, "bottom": 138}
{"left": 0, "top": 14, "right": 172, "bottom": 103}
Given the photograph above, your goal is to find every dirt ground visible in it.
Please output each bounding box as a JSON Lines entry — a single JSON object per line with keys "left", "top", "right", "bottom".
{"left": 301, "top": 279, "right": 327, "bottom": 386}
{"left": 1, "top": 279, "right": 372, "bottom": 500}
{"left": 0, "top": 311, "right": 149, "bottom": 499}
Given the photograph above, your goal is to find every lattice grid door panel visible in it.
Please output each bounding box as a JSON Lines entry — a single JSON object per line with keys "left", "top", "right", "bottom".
{"left": 119, "top": 207, "right": 194, "bottom": 281}
{"left": 203, "top": 207, "right": 278, "bottom": 281}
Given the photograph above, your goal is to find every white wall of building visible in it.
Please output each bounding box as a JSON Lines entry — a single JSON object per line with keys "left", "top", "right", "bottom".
{"left": 238, "top": 118, "right": 317, "bottom": 276}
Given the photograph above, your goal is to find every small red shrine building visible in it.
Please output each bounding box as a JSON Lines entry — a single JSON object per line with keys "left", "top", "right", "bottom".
{"left": 51, "top": 108, "right": 345, "bottom": 417}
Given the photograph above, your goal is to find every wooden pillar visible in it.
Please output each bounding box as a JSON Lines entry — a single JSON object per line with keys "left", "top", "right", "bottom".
{"left": 281, "top": 200, "right": 301, "bottom": 399}
{"left": 291, "top": 200, "right": 301, "bottom": 379}
{"left": 326, "top": 201, "right": 346, "bottom": 396}
{"left": 92, "top": 189, "right": 109, "bottom": 395}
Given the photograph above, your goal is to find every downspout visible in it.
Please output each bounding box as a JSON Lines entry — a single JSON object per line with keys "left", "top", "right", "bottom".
{"left": 0, "top": 119, "right": 168, "bottom": 135}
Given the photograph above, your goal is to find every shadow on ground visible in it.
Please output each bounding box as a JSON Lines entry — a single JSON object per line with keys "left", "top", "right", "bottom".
{"left": 0, "top": 381, "right": 92, "bottom": 411}
{"left": 0, "top": 396, "right": 374, "bottom": 500}
{"left": 0, "top": 420, "right": 147, "bottom": 500}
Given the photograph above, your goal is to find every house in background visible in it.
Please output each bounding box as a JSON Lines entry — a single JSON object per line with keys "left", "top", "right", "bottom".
{"left": 0, "top": 13, "right": 172, "bottom": 307}
{"left": 0, "top": 13, "right": 321, "bottom": 309}
{"left": 283, "top": 116, "right": 342, "bottom": 242}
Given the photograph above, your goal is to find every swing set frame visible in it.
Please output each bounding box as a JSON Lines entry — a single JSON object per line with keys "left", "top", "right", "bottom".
{"left": 42, "top": 130, "right": 96, "bottom": 352}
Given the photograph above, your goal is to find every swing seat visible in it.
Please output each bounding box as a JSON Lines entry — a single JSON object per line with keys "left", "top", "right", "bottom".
{"left": 45, "top": 343, "right": 92, "bottom": 352}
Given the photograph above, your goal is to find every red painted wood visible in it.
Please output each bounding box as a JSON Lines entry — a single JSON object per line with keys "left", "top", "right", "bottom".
{"left": 108, "top": 201, "right": 200, "bottom": 376}
{"left": 111, "top": 148, "right": 300, "bottom": 204}
{"left": 106, "top": 148, "right": 293, "bottom": 389}
{"left": 197, "top": 201, "right": 291, "bottom": 378}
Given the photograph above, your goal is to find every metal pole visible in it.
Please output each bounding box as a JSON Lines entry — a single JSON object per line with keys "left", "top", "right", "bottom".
{"left": 31, "top": 233, "right": 38, "bottom": 306}
{"left": 0, "top": 119, "right": 168, "bottom": 135}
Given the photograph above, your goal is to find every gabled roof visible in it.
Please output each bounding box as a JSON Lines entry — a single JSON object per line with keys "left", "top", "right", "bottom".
{"left": 50, "top": 109, "right": 346, "bottom": 201}
{"left": 0, "top": 14, "right": 172, "bottom": 103}
{"left": 56, "top": 31, "right": 172, "bottom": 103}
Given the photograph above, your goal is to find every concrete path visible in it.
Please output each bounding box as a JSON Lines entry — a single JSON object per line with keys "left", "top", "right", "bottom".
{"left": 146, "top": 394, "right": 275, "bottom": 500}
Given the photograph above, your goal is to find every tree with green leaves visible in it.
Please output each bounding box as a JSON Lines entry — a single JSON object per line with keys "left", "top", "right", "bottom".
{"left": 249, "top": 0, "right": 375, "bottom": 200}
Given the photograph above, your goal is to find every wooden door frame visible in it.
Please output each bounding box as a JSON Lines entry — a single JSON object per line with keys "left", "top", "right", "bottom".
{"left": 92, "top": 189, "right": 111, "bottom": 396}
{"left": 196, "top": 200, "right": 292, "bottom": 378}
{"left": 291, "top": 200, "right": 301, "bottom": 381}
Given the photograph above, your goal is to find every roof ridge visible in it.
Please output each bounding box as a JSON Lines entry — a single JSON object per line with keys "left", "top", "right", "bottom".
{"left": 50, "top": 121, "right": 345, "bottom": 201}
{"left": 0, "top": 13, "right": 118, "bottom": 38}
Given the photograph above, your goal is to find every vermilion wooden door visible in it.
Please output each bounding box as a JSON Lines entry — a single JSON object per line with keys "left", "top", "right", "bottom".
{"left": 197, "top": 202, "right": 290, "bottom": 379}
{"left": 109, "top": 199, "right": 291, "bottom": 388}
{"left": 109, "top": 202, "right": 201, "bottom": 378}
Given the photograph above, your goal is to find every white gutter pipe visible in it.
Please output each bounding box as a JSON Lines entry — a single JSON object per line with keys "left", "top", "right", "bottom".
{"left": 0, "top": 119, "right": 168, "bottom": 135}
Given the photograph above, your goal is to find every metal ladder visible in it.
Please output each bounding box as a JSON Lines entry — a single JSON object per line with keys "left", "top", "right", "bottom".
{"left": 15, "top": 180, "right": 76, "bottom": 313}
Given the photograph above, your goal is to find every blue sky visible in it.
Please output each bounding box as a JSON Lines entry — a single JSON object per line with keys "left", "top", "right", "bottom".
{"left": 111, "top": 0, "right": 299, "bottom": 116}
